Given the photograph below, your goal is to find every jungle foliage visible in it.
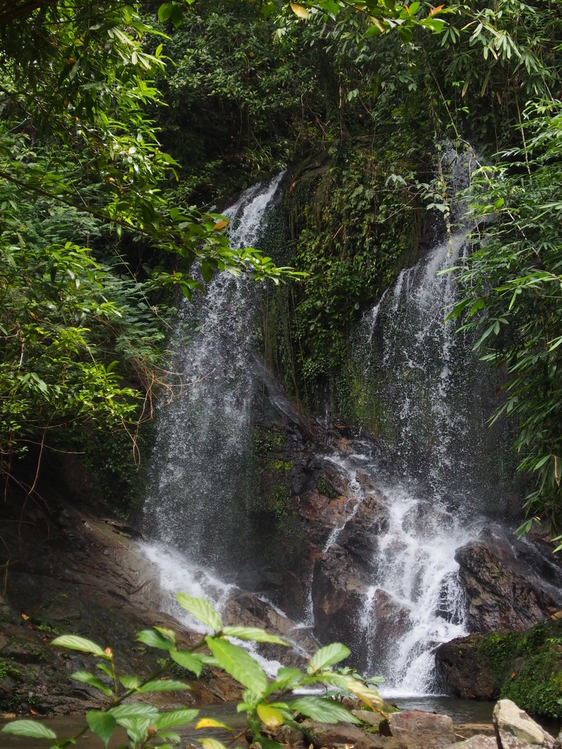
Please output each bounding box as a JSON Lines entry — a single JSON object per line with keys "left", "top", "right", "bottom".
{"left": 2, "top": 0, "right": 562, "bottom": 529}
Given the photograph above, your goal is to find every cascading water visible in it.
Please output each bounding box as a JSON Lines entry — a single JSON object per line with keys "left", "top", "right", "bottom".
{"left": 142, "top": 174, "right": 285, "bottom": 613}
{"left": 139, "top": 166, "right": 550, "bottom": 700}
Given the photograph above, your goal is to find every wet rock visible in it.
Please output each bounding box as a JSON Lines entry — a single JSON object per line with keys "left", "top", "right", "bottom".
{"left": 387, "top": 710, "right": 455, "bottom": 749}
{"left": 312, "top": 544, "right": 369, "bottom": 664}
{"left": 223, "top": 589, "right": 319, "bottom": 667}
{"left": 493, "top": 700, "right": 555, "bottom": 749}
{"left": 338, "top": 493, "right": 389, "bottom": 571}
{"left": 456, "top": 539, "right": 559, "bottom": 633}
{"left": 0, "top": 501, "right": 243, "bottom": 714}
{"left": 352, "top": 709, "right": 385, "bottom": 729}
{"left": 435, "top": 633, "right": 496, "bottom": 699}
{"left": 445, "top": 736, "right": 497, "bottom": 749}
{"left": 436, "top": 617, "right": 562, "bottom": 712}
{"left": 300, "top": 720, "right": 406, "bottom": 749}
{"left": 402, "top": 502, "right": 454, "bottom": 540}
{"left": 370, "top": 590, "right": 412, "bottom": 651}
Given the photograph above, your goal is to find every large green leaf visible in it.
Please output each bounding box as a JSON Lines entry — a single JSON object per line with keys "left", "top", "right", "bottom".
{"left": 288, "top": 697, "right": 360, "bottom": 724}
{"left": 118, "top": 716, "right": 152, "bottom": 744}
{"left": 1, "top": 720, "right": 57, "bottom": 739}
{"left": 119, "top": 675, "right": 141, "bottom": 689}
{"left": 136, "top": 629, "right": 175, "bottom": 651}
{"left": 154, "top": 709, "right": 199, "bottom": 731}
{"left": 137, "top": 679, "right": 191, "bottom": 693}
{"left": 71, "top": 670, "right": 113, "bottom": 696}
{"left": 176, "top": 595, "right": 222, "bottom": 631}
{"left": 108, "top": 703, "right": 160, "bottom": 720}
{"left": 170, "top": 649, "right": 203, "bottom": 676}
{"left": 264, "top": 668, "right": 303, "bottom": 696}
{"left": 222, "top": 626, "right": 289, "bottom": 646}
{"left": 206, "top": 637, "right": 267, "bottom": 696}
{"left": 86, "top": 711, "right": 117, "bottom": 748}
{"left": 309, "top": 643, "right": 351, "bottom": 671}
{"left": 50, "top": 635, "right": 108, "bottom": 658}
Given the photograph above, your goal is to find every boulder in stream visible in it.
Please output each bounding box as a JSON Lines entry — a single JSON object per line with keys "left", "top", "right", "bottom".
{"left": 387, "top": 710, "right": 455, "bottom": 749}
{"left": 493, "top": 699, "right": 555, "bottom": 749}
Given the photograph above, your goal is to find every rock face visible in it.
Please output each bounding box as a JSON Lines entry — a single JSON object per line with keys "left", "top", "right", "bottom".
{"left": 455, "top": 537, "right": 560, "bottom": 633}
{"left": 447, "top": 737, "right": 498, "bottom": 749}
{"left": 0, "top": 495, "right": 242, "bottom": 715}
{"left": 493, "top": 699, "right": 555, "bottom": 749}
{"left": 311, "top": 543, "right": 370, "bottom": 663}
{"left": 387, "top": 710, "right": 455, "bottom": 749}
{"left": 435, "top": 633, "right": 497, "bottom": 699}
{"left": 223, "top": 589, "right": 319, "bottom": 667}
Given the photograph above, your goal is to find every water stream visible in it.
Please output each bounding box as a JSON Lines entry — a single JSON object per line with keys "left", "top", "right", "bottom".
{"left": 140, "top": 174, "right": 521, "bottom": 697}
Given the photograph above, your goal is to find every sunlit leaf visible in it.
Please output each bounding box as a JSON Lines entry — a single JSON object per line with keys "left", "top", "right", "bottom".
{"left": 176, "top": 595, "right": 222, "bottom": 632}
{"left": 206, "top": 637, "right": 267, "bottom": 696}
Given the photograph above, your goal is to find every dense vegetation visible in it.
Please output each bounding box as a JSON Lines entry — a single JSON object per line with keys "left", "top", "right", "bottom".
{"left": 1, "top": 0, "right": 562, "bottom": 530}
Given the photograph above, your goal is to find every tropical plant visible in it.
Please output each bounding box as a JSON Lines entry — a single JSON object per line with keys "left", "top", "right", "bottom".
{"left": 1, "top": 594, "right": 385, "bottom": 748}
{"left": 449, "top": 100, "right": 562, "bottom": 542}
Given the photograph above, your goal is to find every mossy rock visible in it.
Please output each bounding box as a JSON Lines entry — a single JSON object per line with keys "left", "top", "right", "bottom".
{"left": 436, "top": 617, "right": 562, "bottom": 718}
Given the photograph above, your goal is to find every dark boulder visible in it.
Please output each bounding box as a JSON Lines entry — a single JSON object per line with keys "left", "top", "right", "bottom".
{"left": 455, "top": 538, "right": 559, "bottom": 633}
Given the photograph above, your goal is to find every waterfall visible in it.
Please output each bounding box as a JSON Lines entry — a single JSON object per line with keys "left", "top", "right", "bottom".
{"left": 139, "top": 169, "right": 532, "bottom": 697}
{"left": 321, "top": 230, "right": 505, "bottom": 696}
{"left": 142, "top": 173, "right": 285, "bottom": 606}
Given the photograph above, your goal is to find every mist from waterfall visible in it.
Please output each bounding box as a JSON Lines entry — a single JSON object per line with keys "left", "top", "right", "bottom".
{"left": 143, "top": 173, "right": 284, "bottom": 574}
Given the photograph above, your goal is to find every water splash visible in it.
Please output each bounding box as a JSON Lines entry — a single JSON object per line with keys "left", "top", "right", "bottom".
{"left": 143, "top": 174, "right": 285, "bottom": 574}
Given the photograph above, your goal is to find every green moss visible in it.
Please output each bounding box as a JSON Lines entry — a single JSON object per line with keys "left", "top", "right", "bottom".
{"left": 316, "top": 477, "right": 339, "bottom": 499}
{"left": 261, "top": 141, "right": 427, "bottom": 414}
{"left": 478, "top": 619, "right": 562, "bottom": 718}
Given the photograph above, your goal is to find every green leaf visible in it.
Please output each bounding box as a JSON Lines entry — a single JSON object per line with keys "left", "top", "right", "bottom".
{"left": 170, "top": 649, "right": 203, "bottom": 676}
{"left": 51, "top": 635, "right": 108, "bottom": 658}
{"left": 288, "top": 697, "right": 360, "bottom": 724}
{"left": 222, "top": 626, "right": 289, "bottom": 646}
{"left": 154, "top": 627, "right": 177, "bottom": 645}
{"left": 176, "top": 595, "right": 222, "bottom": 632}
{"left": 137, "top": 679, "right": 191, "bottom": 693}
{"left": 119, "top": 675, "right": 141, "bottom": 689}
{"left": 159, "top": 732, "right": 182, "bottom": 744}
{"left": 158, "top": 3, "right": 173, "bottom": 22}
{"left": 87, "top": 711, "right": 117, "bottom": 748}
{"left": 1, "top": 721, "right": 57, "bottom": 739}
{"left": 136, "top": 629, "right": 175, "bottom": 650}
{"left": 154, "top": 709, "right": 199, "bottom": 731}
{"left": 201, "top": 261, "right": 214, "bottom": 283}
{"left": 71, "top": 671, "right": 113, "bottom": 696}
{"left": 206, "top": 637, "right": 267, "bottom": 696}
{"left": 199, "top": 739, "right": 228, "bottom": 749}
{"left": 96, "top": 663, "right": 114, "bottom": 679}
{"left": 309, "top": 643, "right": 351, "bottom": 671}
{"left": 108, "top": 704, "right": 160, "bottom": 721}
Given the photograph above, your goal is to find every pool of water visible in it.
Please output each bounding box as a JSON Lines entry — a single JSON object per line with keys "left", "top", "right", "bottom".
{"left": 2, "top": 697, "right": 560, "bottom": 749}
{"left": 392, "top": 696, "right": 495, "bottom": 724}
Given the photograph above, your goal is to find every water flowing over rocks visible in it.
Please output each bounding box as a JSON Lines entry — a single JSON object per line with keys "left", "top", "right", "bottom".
{"left": 0, "top": 486, "right": 243, "bottom": 715}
